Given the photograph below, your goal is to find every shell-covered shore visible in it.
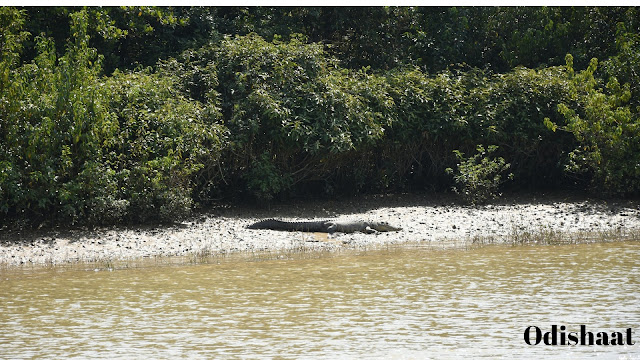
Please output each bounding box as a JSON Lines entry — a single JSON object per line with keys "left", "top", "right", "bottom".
{"left": 2, "top": 193, "right": 639, "bottom": 267}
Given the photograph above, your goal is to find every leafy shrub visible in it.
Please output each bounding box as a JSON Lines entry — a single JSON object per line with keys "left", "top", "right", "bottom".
{"left": 383, "top": 67, "right": 467, "bottom": 185}
{"left": 3, "top": 7, "right": 639, "bottom": 227}
{"left": 0, "top": 9, "right": 225, "bottom": 224}
{"left": 549, "top": 54, "right": 640, "bottom": 195}
{"left": 445, "top": 145, "right": 513, "bottom": 205}
{"left": 242, "top": 152, "right": 292, "bottom": 201}
{"left": 475, "top": 66, "right": 575, "bottom": 185}
{"left": 380, "top": 65, "right": 573, "bottom": 190}
{"left": 0, "top": 10, "right": 114, "bottom": 222}
{"left": 214, "top": 33, "right": 395, "bottom": 199}
{"left": 100, "top": 68, "right": 225, "bottom": 222}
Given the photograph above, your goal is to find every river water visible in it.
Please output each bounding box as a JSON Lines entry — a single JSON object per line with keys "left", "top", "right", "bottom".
{"left": 1, "top": 240, "right": 639, "bottom": 359}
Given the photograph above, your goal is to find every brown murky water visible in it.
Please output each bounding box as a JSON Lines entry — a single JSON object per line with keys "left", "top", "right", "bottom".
{"left": 1, "top": 241, "right": 639, "bottom": 359}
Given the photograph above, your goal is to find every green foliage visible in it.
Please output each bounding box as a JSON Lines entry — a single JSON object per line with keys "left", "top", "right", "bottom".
{"left": 479, "top": 66, "right": 576, "bottom": 184}
{"left": 242, "top": 152, "right": 292, "bottom": 201}
{"left": 490, "top": 7, "right": 571, "bottom": 69}
{"left": 214, "top": 33, "right": 395, "bottom": 199}
{"left": 209, "top": 7, "right": 637, "bottom": 74}
{"left": 0, "top": 9, "right": 225, "bottom": 224}
{"left": 446, "top": 145, "right": 513, "bottom": 205}
{"left": 14, "top": 7, "right": 636, "bottom": 79}
{"left": 2, "top": 6, "right": 640, "bottom": 227}
{"left": 101, "top": 68, "right": 224, "bottom": 222}
{"left": 1, "top": 9, "right": 112, "bottom": 221}
{"left": 602, "top": 22, "right": 640, "bottom": 109}
{"left": 380, "top": 65, "right": 573, "bottom": 189}
{"left": 0, "top": 8, "right": 30, "bottom": 70}
{"left": 21, "top": 7, "right": 218, "bottom": 73}
{"left": 553, "top": 53, "right": 640, "bottom": 195}
{"left": 379, "top": 67, "right": 466, "bottom": 187}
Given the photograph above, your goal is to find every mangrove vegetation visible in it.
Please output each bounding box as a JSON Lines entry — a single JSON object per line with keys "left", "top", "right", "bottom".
{"left": 1, "top": 7, "right": 639, "bottom": 225}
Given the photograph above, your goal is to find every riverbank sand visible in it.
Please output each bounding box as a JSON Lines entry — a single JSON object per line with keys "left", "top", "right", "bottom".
{"left": 2, "top": 193, "right": 639, "bottom": 267}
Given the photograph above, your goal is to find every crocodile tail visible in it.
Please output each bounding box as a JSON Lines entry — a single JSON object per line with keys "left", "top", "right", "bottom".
{"left": 247, "top": 219, "right": 328, "bottom": 232}
{"left": 247, "top": 219, "right": 281, "bottom": 229}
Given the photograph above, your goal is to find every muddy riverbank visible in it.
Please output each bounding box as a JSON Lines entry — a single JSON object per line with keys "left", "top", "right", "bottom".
{"left": 2, "top": 193, "right": 639, "bottom": 267}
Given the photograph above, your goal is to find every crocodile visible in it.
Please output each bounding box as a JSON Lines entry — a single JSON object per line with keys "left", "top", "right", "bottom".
{"left": 247, "top": 219, "right": 402, "bottom": 234}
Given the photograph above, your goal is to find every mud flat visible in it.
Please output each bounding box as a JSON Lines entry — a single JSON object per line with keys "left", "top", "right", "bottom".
{"left": 1, "top": 193, "right": 639, "bottom": 267}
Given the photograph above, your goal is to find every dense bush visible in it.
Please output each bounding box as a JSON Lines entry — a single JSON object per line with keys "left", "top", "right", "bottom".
{"left": 212, "top": 34, "right": 395, "bottom": 198}
{"left": 549, "top": 54, "right": 640, "bottom": 195}
{"left": 378, "top": 65, "right": 574, "bottom": 190}
{"left": 1, "top": 10, "right": 113, "bottom": 221}
{"left": 100, "top": 68, "right": 224, "bottom": 222}
{"left": 0, "top": 9, "right": 224, "bottom": 224}
{"left": 1, "top": 6, "right": 639, "bottom": 226}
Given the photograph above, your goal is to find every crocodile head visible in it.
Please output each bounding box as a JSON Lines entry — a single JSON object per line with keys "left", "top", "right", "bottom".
{"left": 369, "top": 221, "right": 402, "bottom": 232}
